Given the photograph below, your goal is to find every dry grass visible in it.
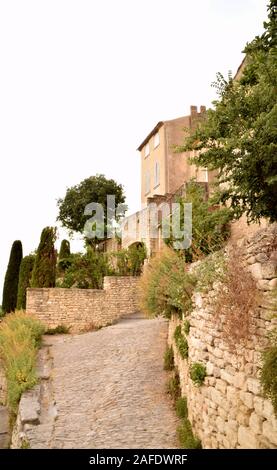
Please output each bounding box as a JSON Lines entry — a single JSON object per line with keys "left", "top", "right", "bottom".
{"left": 213, "top": 245, "right": 260, "bottom": 348}
{"left": 0, "top": 311, "right": 44, "bottom": 413}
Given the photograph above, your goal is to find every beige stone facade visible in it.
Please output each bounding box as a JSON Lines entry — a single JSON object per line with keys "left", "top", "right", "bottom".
{"left": 137, "top": 105, "right": 214, "bottom": 206}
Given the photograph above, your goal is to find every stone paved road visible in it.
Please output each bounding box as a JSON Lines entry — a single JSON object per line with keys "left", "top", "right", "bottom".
{"left": 29, "top": 313, "right": 178, "bottom": 448}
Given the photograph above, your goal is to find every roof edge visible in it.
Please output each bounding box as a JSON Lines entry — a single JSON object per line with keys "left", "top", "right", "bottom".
{"left": 137, "top": 121, "right": 164, "bottom": 151}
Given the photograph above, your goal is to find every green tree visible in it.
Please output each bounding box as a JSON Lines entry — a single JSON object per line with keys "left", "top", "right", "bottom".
{"left": 31, "top": 227, "right": 57, "bottom": 288}
{"left": 179, "top": 1, "right": 277, "bottom": 223}
{"left": 2, "top": 241, "right": 23, "bottom": 314}
{"left": 59, "top": 239, "right": 71, "bottom": 259}
{"left": 57, "top": 174, "right": 126, "bottom": 246}
{"left": 16, "top": 254, "right": 35, "bottom": 310}
{"left": 166, "top": 181, "right": 232, "bottom": 262}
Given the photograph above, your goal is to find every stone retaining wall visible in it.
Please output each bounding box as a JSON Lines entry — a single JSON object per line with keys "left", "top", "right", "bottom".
{"left": 168, "top": 225, "right": 277, "bottom": 448}
{"left": 27, "top": 276, "right": 140, "bottom": 333}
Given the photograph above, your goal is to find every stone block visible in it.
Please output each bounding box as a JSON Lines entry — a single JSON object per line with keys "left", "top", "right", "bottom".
{"left": 238, "top": 426, "right": 259, "bottom": 448}
{"left": 247, "top": 378, "right": 261, "bottom": 395}
{"left": 248, "top": 263, "right": 262, "bottom": 280}
{"left": 253, "top": 396, "right": 264, "bottom": 416}
{"left": 249, "top": 411, "right": 263, "bottom": 434}
{"left": 233, "top": 372, "right": 247, "bottom": 390}
{"left": 210, "top": 388, "right": 224, "bottom": 407}
{"left": 262, "top": 420, "right": 277, "bottom": 446}
{"left": 261, "top": 261, "right": 277, "bottom": 280}
{"left": 220, "top": 369, "right": 233, "bottom": 385}
{"left": 19, "top": 387, "right": 41, "bottom": 424}
{"left": 215, "top": 379, "right": 227, "bottom": 394}
{"left": 239, "top": 391, "right": 254, "bottom": 410}
{"left": 262, "top": 400, "right": 274, "bottom": 420}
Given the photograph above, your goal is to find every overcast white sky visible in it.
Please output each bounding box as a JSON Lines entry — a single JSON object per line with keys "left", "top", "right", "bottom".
{"left": 0, "top": 0, "right": 268, "bottom": 301}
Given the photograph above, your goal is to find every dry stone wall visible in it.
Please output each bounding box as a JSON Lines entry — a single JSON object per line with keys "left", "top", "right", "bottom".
{"left": 168, "top": 225, "right": 277, "bottom": 448}
{"left": 26, "top": 276, "right": 140, "bottom": 333}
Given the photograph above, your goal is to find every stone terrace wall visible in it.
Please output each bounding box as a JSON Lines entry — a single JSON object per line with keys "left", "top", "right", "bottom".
{"left": 168, "top": 224, "right": 277, "bottom": 448}
{"left": 27, "top": 276, "right": 140, "bottom": 333}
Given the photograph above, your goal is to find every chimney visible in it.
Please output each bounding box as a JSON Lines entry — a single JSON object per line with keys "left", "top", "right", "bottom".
{"left": 190, "top": 105, "right": 198, "bottom": 116}
{"left": 200, "top": 105, "right": 206, "bottom": 114}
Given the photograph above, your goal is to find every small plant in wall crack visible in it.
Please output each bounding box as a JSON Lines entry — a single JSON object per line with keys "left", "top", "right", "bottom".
{"left": 174, "top": 325, "right": 189, "bottom": 359}
{"left": 183, "top": 319, "right": 190, "bottom": 335}
{"left": 164, "top": 345, "right": 174, "bottom": 371}
{"left": 260, "top": 327, "right": 277, "bottom": 416}
{"left": 178, "top": 417, "right": 202, "bottom": 449}
{"left": 175, "top": 397, "right": 188, "bottom": 419}
{"left": 166, "top": 370, "right": 181, "bottom": 400}
{"left": 189, "top": 362, "right": 206, "bottom": 386}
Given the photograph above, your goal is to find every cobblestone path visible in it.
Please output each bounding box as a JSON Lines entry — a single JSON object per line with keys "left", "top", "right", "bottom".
{"left": 29, "top": 313, "right": 178, "bottom": 448}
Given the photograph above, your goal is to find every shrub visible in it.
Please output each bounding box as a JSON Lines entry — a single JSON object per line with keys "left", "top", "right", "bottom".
{"left": 45, "top": 325, "right": 70, "bottom": 335}
{"left": 165, "top": 181, "right": 232, "bottom": 262}
{"left": 175, "top": 397, "right": 188, "bottom": 419}
{"left": 178, "top": 418, "right": 202, "bottom": 449}
{"left": 139, "top": 247, "right": 196, "bottom": 319}
{"left": 174, "top": 325, "right": 189, "bottom": 359}
{"left": 58, "top": 250, "right": 110, "bottom": 289}
{"left": 109, "top": 244, "right": 147, "bottom": 277}
{"left": 0, "top": 311, "right": 45, "bottom": 413}
{"left": 2, "top": 241, "right": 23, "bottom": 314}
{"left": 166, "top": 371, "right": 181, "bottom": 400}
{"left": 183, "top": 320, "right": 190, "bottom": 335}
{"left": 189, "top": 362, "right": 206, "bottom": 386}
{"left": 260, "top": 328, "right": 277, "bottom": 416}
{"left": 193, "top": 250, "right": 227, "bottom": 293}
{"left": 31, "top": 227, "right": 57, "bottom": 288}
{"left": 164, "top": 346, "right": 174, "bottom": 371}
{"left": 16, "top": 254, "right": 35, "bottom": 310}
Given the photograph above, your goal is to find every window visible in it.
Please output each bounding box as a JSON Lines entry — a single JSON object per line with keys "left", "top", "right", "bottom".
{"left": 154, "top": 161, "right": 160, "bottom": 187}
{"left": 154, "top": 132, "right": 160, "bottom": 148}
{"left": 145, "top": 171, "right": 150, "bottom": 194}
{"left": 144, "top": 143, "right": 150, "bottom": 157}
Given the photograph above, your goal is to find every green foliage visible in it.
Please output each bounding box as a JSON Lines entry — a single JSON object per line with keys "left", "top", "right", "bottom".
{"left": 178, "top": 418, "right": 202, "bottom": 449}
{"left": 57, "top": 174, "right": 126, "bottom": 245}
{"left": 175, "top": 397, "right": 188, "bottom": 419}
{"left": 166, "top": 182, "right": 232, "bottom": 262}
{"left": 193, "top": 250, "right": 227, "bottom": 293}
{"left": 59, "top": 239, "right": 71, "bottom": 259}
{"left": 189, "top": 362, "right": 207, "bottom": 387}
{"left": 45, "top": 325, "right": 70, "bottom": 335}
{"left": 57, "top": 249, "right": 110, "bottom": 289}
{"left": 174, "top": 325, "right": 189, "bottom": 359}
{"left": 164, "top": 345, "right": 174, "bottom": 371}
{"left": 139, "top": 248, "right": 197, "bottom": 319}
{"left": 58, "top": 239, "right": 71, "bottom": 271}
{"left": 166, "top": 371, "right": 181, "bottom": 400}
{"left": 126, "top": 243, "right": 147, "bottom": 276}
{"left": 183, "top": 320, "right": 190, "bottom": 335}
{"left": 2, "top": 241, "right": 23, "bottom": 314}
{"left": 16, "top": 255, "right": 35, "bottom": 311}
{"left": 31, "top": 227, "right": 57, "bottom": 288}
{"left": 260, "top": 327, "right": 277, "bottom": 416}
{"left": 0, "top": 311, "right": 45, "bottom": 413}
{"left": 110, "top": 243, "right": 147, "bottom": 276}
{"left": 180, "top": 3, "right": 277, "bottom": 223}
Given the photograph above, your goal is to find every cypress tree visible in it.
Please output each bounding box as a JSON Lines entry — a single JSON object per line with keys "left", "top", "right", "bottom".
{"left": 31, "top": 227, "right": 57, "bottom": 288}
{"left": 16, "top": 254, "right": 35, "bottom": 310}
{"left": 2, "top": 240, "right": 23, "bottom": 314}
{"left": 59, "top": 239, "right": 71, "bottom": 260}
